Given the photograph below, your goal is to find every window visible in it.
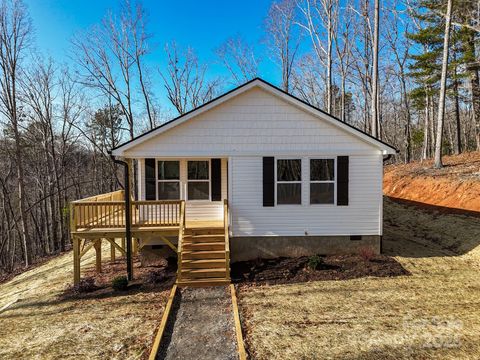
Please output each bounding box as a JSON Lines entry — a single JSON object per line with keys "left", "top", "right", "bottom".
{"left": 157, "top": 161, "right": 180, "bottom": 200}
{"left": 188, "top": 160, "right": 210, "bottom": 200}
{"left": 310, "top": 159, "right": 335, "bottom": 204}
{"left": 277, "top": 159, "right": 302, "bottom": 204}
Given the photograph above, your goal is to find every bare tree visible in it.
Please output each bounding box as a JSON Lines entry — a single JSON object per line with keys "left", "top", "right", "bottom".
{"left": 296, "top": 0, "right": 339, "bottom": 113}
{"left": 0, "top": 0, "right": 32, "bottom": 266}
{"left": 160, "top": 42, "right": 221, "bottom": 115}
{"left": 333, "top": 2, "right": 354, "bottom": 121}
{"left": 434, "top": 0, "right": 453, "bottom": 169}
{"left": 124, "top": 0, "right": 156, "bottom": 129}
{"left": 349, "top": 0, "right": 374, "bottom": 133}
{"left": 72, "top": 0, "right": 154, "bottom": 139}
{"left": 292, "top": 54, "right": 324, "bottom": 107}
{"left": 371, "top": 0, "right": 380, "bottom": 138}
{"left": 385, "top": 8, "right": 412, "bottom": 162}
{"left": 216, "top": 36, "right": 259, "bottom": 85}
{"left": 265, "top": 0, "right": 301, "bottom": 92}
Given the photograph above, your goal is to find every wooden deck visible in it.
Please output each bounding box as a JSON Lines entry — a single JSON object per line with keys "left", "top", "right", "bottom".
{"left": 69, "top": 190, "right": 230, "bottom": 286}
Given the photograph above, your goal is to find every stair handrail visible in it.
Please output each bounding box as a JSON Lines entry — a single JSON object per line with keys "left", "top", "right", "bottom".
{"left": 224, "top": 199, "right": 230, "bottom": 280}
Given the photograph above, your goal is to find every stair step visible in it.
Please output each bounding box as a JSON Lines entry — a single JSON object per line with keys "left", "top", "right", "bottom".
{"left": 185, "top": 228, "right": 224, "bottom": 236}
{"left": 182, "top": 242, "right": 225, "bottom": 251}
{"left": 181, "top": 268, "right": 227, "bottom": 278}
{"left": 181, "top": 259, "right": 226, "bottom": 269}
{"left": 176, "top": 278, "right": 231, "bottom": 287}
{"left": 182, "top": 250, "right": 226, "bottom": 260}
{"left": 182, "top": 234, "right": 225, "bottom": 243}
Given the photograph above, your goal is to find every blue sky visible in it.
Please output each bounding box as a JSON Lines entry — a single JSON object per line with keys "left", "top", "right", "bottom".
{"left": 25, "top": 0, "right": 279, "bottom": 109}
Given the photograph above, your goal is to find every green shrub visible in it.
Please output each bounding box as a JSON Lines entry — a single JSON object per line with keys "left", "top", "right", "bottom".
{"left": 112, "top": 276, "right": 128, "bottom": 291}
{"left": 307, "top": 255, "right": 324, "bottom": 270}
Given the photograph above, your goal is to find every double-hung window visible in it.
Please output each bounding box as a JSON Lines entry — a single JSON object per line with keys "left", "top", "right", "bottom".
{"left": 310, "top": 159, "right": 335, "bottom": 204}
{"left": 188, "top": 160, "right": 210, "bottom": 200}
{"left": 276, "top": 159, "right": 302, "bottom": 204}
{"left": 157, "top": 160, "right": 180, "bottom": 200}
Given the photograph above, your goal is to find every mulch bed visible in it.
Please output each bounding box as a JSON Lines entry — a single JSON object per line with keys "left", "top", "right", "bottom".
{"left": 231, "top": 254, "right": 410, "bottom": 286}
{"left": 61, "top": 256, "right": 177, "bottom": 299}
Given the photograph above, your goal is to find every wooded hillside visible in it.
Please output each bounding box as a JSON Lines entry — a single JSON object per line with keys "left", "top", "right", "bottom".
{"left": 0, "top": 0, "right": 479, "bottom": 274}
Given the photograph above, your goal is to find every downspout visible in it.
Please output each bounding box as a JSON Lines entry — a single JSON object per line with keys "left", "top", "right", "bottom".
{"left": 109, "top": 152, "right": 133, "bottom": 281}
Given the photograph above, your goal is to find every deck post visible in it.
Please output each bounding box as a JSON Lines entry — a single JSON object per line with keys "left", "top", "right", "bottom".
{"left": 73, "top": 236, "right": 81, "bottom": 286}
{"left": 94, "top": 239, "right": 102, "bottom": 273}
{"left": 121, "top": 237, "right": 126, "bottom": 252}
{"left": 110, "top": 238, "right": 116, "bottom": 261}
{"left": 132, "top": 237, "right": 138, "bottom": 255}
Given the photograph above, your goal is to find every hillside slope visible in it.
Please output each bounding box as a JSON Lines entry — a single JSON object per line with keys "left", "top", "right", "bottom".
{"left": 384, "top": 152, "right": 480, "bottom": 212}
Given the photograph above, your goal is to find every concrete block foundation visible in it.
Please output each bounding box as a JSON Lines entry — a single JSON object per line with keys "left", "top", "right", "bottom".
{"left": 230, "top": 235, "right": 381, "bottom": 262}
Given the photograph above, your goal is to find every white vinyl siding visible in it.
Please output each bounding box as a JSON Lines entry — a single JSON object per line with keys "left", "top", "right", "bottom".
{"left": 123, "top": 88, "right": 379, "bottom": 158}
{"left": 132, "top": 87, "right": 384, "bottom": 236}
{"left": 230, "top": 155, "right": 383, "bottom": 236}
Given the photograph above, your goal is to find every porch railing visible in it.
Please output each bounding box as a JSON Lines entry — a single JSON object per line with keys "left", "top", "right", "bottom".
{"left": 70, "top": 191, "right": 184, "bottom": 231}
{"left": 132, "top": 200, "right": 182, "bottom": 227}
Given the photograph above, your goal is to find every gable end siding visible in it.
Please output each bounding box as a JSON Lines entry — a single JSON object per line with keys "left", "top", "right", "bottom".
{"left": 122, "top": 88, "right": 383, "bottom": 158}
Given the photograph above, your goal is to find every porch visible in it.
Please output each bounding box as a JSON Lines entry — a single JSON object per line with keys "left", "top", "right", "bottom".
{"left": 69, "top": 190, "right": 230, "bottom": 287}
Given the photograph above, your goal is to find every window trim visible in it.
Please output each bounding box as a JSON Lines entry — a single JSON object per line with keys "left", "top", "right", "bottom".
{"left": 156, "top": 160, "right": 181, "bottom": 200}
{"left": 309, "top": 157, "right": 336, "bottom": 205}
{"left": 275, "top": 158, "right": 302, "bottom": 206}
{"left": 187, "top": 159, "right": 211, "bottom": 201}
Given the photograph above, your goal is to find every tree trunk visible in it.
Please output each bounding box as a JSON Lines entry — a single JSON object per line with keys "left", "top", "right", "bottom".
{"left": 422, "top": 91, "right": 430, "bottom": 160}
{"left": 371, "top": 0, "right": 380, "bottom": 138}
{"left": 340, "top": 71, "right": 346, "bottom": 122}
{"left": 326, "top": 2, "right": 333, "bottom": 114}
{"left": 454, "top": 78, "right": 462, "bottom": 154}
{"left": 470, "top": 67, "right": 480, "bottom": 151}
{"left": 434, "top": 0, "right": 452, "bottom": 169}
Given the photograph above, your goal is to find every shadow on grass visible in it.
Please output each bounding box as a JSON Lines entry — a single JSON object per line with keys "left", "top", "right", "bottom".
{"left": 383, "top": 196, "right": 480, "bottom": 258}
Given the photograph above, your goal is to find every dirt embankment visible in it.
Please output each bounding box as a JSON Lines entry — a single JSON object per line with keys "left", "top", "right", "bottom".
{"left": 384, "top": 152, "right": 480, "bottom": 212}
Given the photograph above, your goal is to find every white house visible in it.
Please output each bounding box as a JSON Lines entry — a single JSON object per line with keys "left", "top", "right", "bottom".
{"left": 111, "top": 78, "right": 397, "bottom": 263}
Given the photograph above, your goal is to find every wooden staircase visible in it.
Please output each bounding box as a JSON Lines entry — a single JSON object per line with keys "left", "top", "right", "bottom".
{"left": 176, "top": 201, "right": 231, "bottom": 287}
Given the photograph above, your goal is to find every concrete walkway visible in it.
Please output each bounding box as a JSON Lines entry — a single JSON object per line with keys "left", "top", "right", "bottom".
{"left": 157, "top": 286, "right": 238, "bottom": 360}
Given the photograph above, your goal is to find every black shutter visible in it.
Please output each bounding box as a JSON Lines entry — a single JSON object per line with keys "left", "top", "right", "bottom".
{"left": 145, "top": 158, "right": 156, "bottom": 200}
{"left": 211, "top": 158, "right": 222, "bottom": 201}
{"left": 337, "top": 156, "right": 349, "bottom": 206}
{"left": 263, "top": 157, "right": 275, "bottom": 207}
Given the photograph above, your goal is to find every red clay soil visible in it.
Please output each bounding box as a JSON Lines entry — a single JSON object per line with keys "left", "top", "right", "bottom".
{"left": 231, "top": 254, "right": 409, "bottom": 286}
{"left": 384, "top": 152, "right": 480, "bottom": 212}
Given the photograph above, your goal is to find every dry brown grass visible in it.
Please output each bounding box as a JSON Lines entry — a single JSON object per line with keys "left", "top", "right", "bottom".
{"left": 237, "top": 199, "right": 480, "bottom": 360}
{"left": 0, "top": 244, "right": 170, "bottom": 359}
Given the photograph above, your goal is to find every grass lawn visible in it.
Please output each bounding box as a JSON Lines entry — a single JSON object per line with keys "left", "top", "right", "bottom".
{"left": 237, "top": 198, "right": 480, "bottom": 359}
{"left": 0, "top": 245, "right": 171, "bottom": 359}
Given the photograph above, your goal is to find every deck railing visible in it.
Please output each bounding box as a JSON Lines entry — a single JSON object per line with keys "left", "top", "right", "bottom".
{"left": 70, "top": 191, "right": 184, "bottom": 231}
{"left": 132, "top": 200, "right": 183, "bottom": 227}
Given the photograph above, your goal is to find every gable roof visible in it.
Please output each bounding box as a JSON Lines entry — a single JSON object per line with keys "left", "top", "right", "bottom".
{"left": 111, "top": 78, "right": 398, "bottom": 156}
